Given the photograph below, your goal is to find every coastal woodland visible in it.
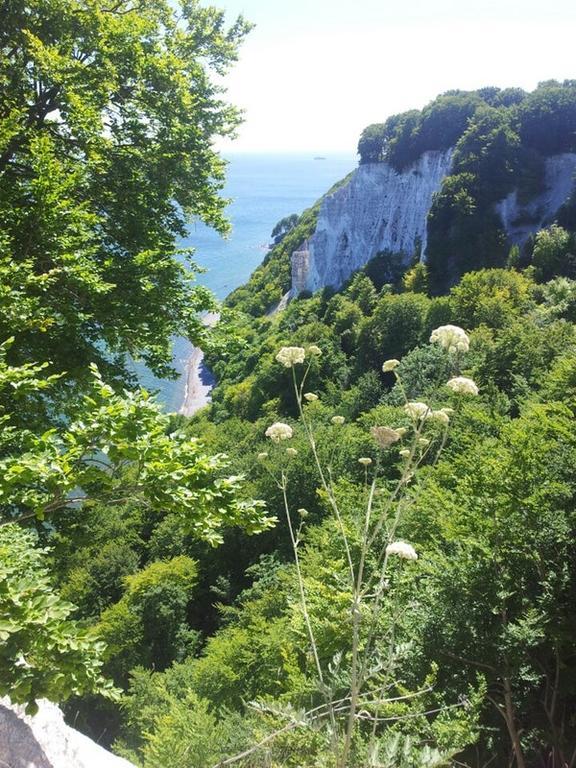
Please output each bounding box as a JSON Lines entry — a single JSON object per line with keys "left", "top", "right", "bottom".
{"left": 1, "top": 2, "right": 576, "bottom": 767}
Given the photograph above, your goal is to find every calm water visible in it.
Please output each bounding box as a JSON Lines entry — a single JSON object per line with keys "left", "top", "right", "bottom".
{"left": 138, "top": 152, "right": 356, "bottom": 410}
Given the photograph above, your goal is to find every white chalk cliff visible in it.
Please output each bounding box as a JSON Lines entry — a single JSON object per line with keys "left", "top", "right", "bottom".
{"left": 291, "top": 150, "right": 453, "bottom": 294}
{"left": 0, "top": 697, "right": 136, "bottom": 768}
{"left": 292, "top": 150, "right": 576, "bottom": 294}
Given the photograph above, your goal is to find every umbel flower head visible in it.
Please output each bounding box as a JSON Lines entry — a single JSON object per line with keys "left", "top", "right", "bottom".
{"left": 386, "top": 541, "right": 418, "bottom": 560}
{"left": 307, "top": 345, "right": 322, "bottom": 357}
{"left": 382, "top": 359, "right": 400, "bottom": 372}
{"left": 304, "top": 392, "right": 318, "bottom": 402}
{"left": 430, "top": 325, "right": 470, "bottom": 354}
{"left": 371, "top": 426, "right": 402, "bottom": 448}
{"left": 430, "top": 408, "right": 452, "bottom": 425}
{"left": 276, "top": 346, "right": 306, "bottom": 367}
{"left": 404, "top": 401, "right": 431, "bottom": 420}
{"left": 446, "top": 376, "right": 479, "bottom": 396}
{"left": 331, "top": 415, "right": 345, "bottom": 425}
{"left": 358, "top": 457, "right": 373, "bottom": 466}
{"left": 265, "top": 422, "right": 293, "bottom": 442}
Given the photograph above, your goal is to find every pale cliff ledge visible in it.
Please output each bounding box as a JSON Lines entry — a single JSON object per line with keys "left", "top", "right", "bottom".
{"left": 0, "top": 697, "right": 136, "bottom": 768}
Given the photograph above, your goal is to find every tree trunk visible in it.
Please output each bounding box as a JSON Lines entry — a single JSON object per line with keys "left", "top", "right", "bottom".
{"left": 502, "top": 675, "right": 526, "bottom": 768}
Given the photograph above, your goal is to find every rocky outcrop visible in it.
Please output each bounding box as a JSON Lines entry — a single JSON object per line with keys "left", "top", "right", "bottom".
{"left": 291, "top": 150, "right": 576, "bottom": 294}
{"left": 496, "top": 153, "right": 576, "bottom": 244}
{"left": 291, "top": 150, "right": 453, "bottom": 294}
{"left": 291, "top": 240, "right": 312, "bottom": 295}
{"left": 0, "top": 698, "right": 136, "bottom": 768}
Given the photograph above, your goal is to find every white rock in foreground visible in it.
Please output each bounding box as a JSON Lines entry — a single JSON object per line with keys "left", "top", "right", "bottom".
{"left": 0, "top": 697, "right": 136, "bottom": 768}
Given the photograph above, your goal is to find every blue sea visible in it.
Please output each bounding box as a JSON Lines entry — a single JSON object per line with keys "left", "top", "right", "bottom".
{"left": 139, "top": 152, "right": 356, "bottom": 410}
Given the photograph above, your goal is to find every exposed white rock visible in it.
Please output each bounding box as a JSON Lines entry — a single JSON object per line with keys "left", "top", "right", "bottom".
{"left": 290, "top": 150, "right": 576, "bottom": 297}
{"left": 0, "top": 697, "right": 136, "bottom": 768}
{"left": 292, "top": 150, "right": 453, "bottom": 294}
{"left": 496, "top": 153, "right": 576, "bottom": 244}
{"left": 267, "top": 290, "right": 291, "bottom": 315}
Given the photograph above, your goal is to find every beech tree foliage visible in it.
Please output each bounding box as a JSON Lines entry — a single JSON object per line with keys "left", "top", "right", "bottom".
{"left": 0, "top": 0, "right": 250, "bottom": 391}
{"left": 0, "top": 0, "right": 275, "bottom": 713}
{"left": 0, "top": 523, "right": 119, "bottom": 713}
{"left": 0, "top": 351, "right": 271, "bottom": 708}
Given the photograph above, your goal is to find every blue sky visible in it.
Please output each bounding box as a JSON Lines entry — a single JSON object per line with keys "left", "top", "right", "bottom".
{"left": 213, "top": 0, "right": 576, "bottom": 152}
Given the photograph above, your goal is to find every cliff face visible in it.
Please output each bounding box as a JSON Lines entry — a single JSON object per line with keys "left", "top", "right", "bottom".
{"left": 291, "top": 150, "right": 453, "bottom": 294}
{"left": 292, "top": 151, "right": 576, "bottom": 294}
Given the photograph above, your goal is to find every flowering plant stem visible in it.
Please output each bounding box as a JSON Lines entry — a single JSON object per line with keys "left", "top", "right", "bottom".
{"left": 290, "top": 365, "right": 437, "bottom": 767}
{"left": 239, "top": 333, "right": 476, "bottom": 766}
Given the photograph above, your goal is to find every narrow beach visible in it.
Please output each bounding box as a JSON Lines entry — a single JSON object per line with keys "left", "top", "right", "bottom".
{"left": 179, "top": 312, "right": 219, "bottom": 417}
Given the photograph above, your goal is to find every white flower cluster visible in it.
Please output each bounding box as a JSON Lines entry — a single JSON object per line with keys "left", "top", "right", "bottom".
{"left": 386, "top": 541, "right": 418, "bottom": 560}
{"left": 446, "top": 376, "right": 479, "bottom": 396}
{"left": 265, "top": 422, "right": 293, "bottom": 442}
{"left": 276, "top": 346, "right": 306, "bottom": 367}
{"left": 382, "top": 359, "right": 400, "bottom": 372}
{"left": 429, "top": 407, "right": 453, "bottom": 425}
{"left": 430, "top": 325, "right": 470, "bottom": 354}
{"left": 275, "top": 345, "right": 323, "bottom": 368}
{"left": 404, "top": 401, "right": 431, "bottom": 420}
{"left": 404, "top": 402, "right": 456, "bottom": 422}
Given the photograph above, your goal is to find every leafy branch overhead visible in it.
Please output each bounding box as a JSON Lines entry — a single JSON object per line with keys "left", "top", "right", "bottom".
{"left": 0, "top": 348, "right": 270, "bottom": 712}
{"left": 0, "top": 0, "right": 251, "bottom": 391}
{"left": 0, "top": 362, "right": 271, "bottom": 545}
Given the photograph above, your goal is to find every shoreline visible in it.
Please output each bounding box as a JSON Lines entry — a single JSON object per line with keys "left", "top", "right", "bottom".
{"left": 179, "top": 312, "right": 219, "bottom": 417}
